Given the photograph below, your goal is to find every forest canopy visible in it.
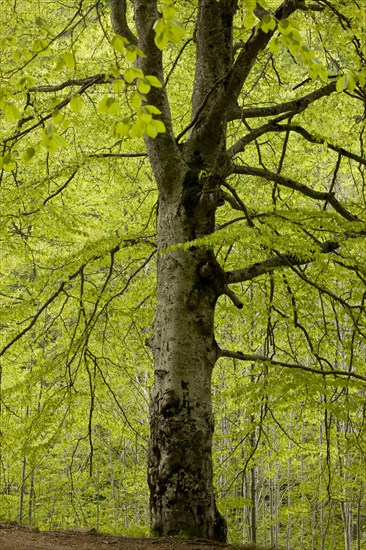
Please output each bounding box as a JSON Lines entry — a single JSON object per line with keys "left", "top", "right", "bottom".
{"left": 1, "top": 0, "right": 366, "bottom": 548}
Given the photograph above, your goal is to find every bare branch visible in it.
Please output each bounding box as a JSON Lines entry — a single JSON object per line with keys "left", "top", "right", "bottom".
{"left": 276, "top": 124, "right": 366, "bottom": 166}
{"left": 229, "top": 164, "right": 359, "bottom": 221}
{"left": 227, "top": 112, "right": 296, "bottom": 158}
{"left": 30, "top": 74, "right": 107, "bottom": 93}
{"left": 89, "top": 152, "right": 147, "bottom": 158}
{"left": 218, "top": 349, "right": 366, "bottom": 384}
{"left": 221, "top": 181, "right": 255, "bottom": 226}
{"left": 226, "top": 241, "right": 339, "bottom": 284}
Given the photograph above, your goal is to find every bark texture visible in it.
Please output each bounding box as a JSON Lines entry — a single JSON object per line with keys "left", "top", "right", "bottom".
{"left": 111, "top": 0, "right": 339, "bottom": 542}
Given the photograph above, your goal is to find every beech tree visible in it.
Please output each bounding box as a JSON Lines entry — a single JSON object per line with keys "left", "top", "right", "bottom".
{"left": 1, "top": 0, "right": 366, "bottom": 543}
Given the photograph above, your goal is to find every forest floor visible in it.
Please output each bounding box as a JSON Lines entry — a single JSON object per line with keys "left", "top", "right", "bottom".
{"left": 0, "top": 523, "right": 268, "bottom": 550}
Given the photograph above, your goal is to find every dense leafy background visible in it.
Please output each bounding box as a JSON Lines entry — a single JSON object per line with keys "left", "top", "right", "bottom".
{"left": 1, "top": 0, "right": 366, "bottom": 548}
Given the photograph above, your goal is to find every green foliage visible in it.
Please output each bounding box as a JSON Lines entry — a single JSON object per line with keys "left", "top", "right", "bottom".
{"left": 1, "top": 0, "right": 366, "bottom": 547}
{"left": 153, "top": 2, "right": 185, "bottom": 50}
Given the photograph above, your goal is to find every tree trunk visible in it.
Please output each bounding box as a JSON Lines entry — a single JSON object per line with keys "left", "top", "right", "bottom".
{"left": 147, "top": 181, "right": 227, "bottom": 540}
{"left": 121, "top": 0, "right": 310, "bottom": 541}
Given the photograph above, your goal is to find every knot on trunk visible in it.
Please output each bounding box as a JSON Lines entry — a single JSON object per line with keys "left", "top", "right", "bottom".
{"left": 187, "top": 258, "right": 243, "bottom": 310}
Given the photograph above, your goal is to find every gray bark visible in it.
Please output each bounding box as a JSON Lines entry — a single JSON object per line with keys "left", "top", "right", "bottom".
{"left": 109, "top": 0, "right": 347, "bottom": 541}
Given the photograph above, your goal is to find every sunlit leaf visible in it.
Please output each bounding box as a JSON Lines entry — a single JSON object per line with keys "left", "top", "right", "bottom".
{"left": 70, "top": 94, "right": 83, "bottom": 113}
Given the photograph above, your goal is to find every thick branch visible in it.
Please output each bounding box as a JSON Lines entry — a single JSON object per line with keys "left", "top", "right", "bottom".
{"left": 227, "top": 81, "right": 336, "bottom": 121}
{"left": 218, "top": 350, "right": 366, "bottom": 384}
{"left": 132, "top": 0, "right": 184, "bottom": 192}
{"left": 226, "top": 240, "right": 339, "bottom": 284}
{"left": 110, "top": 0, "right": 137, "bottom": 44}
{"left": 229, "top": 164, "right": 359, "bottom": 221}
{"left": 183, "top": 0, "right": 304, "bottom": 168}
{"left": 225, "top": 0, "right": 303, "bottom": 104}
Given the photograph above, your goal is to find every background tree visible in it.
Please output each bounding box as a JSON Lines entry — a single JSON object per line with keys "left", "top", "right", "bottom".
{"left": 1, "top": 0, "right": 366, "bottom": 545}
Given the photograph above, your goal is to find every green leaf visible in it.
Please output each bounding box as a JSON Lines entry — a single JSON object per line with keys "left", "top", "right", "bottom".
{"left": 63, "top": 51, "right": 75, "bottom": 70}
{"left": 21, "top": 147, "right": 37, "bottom": 164}
{"left": 145, "top": 124, "right": 158, "bottom": 139}
{"left": 278, "top": 18, "right": 291, "bottom": 35}
{"left": 162, "top": 6, "right": 175, "bottom": 20}
{"left": 130, "top": 92, "right": 144, "bottom": 109}
{"left": 55, "top": 57, "right": 66, "bottom": 71}
{"left": 145, "top": 75, "right": 162, "bottom": 88}
{"left": 125, "top": 45, "right": 145, "bottom": 63}
{"left": 4, "top": 102, "right": 20, "bottom": 122}
{"left": 111, "top": 34, "right": 127, "bottom": 53}
{"left": 261, "top": 14, "right": 276, "bottom": 33}
{"left": 153, "top": 17, "right": 165, "bottom": 36}
{"left": 346, "top": 73, "right": 356, "bottom": 91}
{"left": 12, "top": 50, "right": 22, "bottom": 62}
{"left": 0, "top": 152, "right": 17, "bottom": 171}
{"left": 154, "top": 31, "right": 169, "bottom": 51}
{"left": 168, "top": 21, "right": 185, "bottom": 43}
{"left": 32, "top": 38, "right": 48, "bottom": 53}
{"left": 143, "top": 105, "right": 162, "bottom": 115}
{"left": 336, "top": 74, "right": 348, "bottom": 92}
{"left": 137, "top": 78, "right": 151, "bottom": 94}
{"left": 35, "top": 16, "right": 48, "bottom": 29}
{"left": 124, "top": 66, "right": 144, "bottom": 84}
{"left": 70, "top": 94, "right": 83, "bottom": 113}
{"left": 44, "top": 123, "right": 55, "bottom": 137}
{"left": 113, "top": 79, "right": 125, "bottom": 93}
{"left": 269, "top": 36, "right": 279, "bottom": 55}
{"left": 150, "top": 119, "right": 166, "bottom": 134}
{"left": 52, "top": 109, "right": 64, "bottom": 123}
{"left": 98, "top": 96, "right": 120, "bottom": 114}
{"left": 130, "top": 119, "right": 147, "bottom": 138}
{"left": 114, "top": 119, "right": 130, "bottom": 138}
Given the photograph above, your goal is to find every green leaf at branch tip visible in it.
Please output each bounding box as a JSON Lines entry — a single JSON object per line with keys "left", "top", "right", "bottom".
{"left": 153, "top": 7, "right": 185, "bottom": 50}
{"left": 137, "top": 78, "right": 151, "bottom": 94}
{"left": 124, "top": 66, "right": 144, "bottom": 84}
{"left": 111, "top": 34, "right": 128, "bottom": 53}
{"left": 336, "top": 72, "right": 357, "bottom": 92}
